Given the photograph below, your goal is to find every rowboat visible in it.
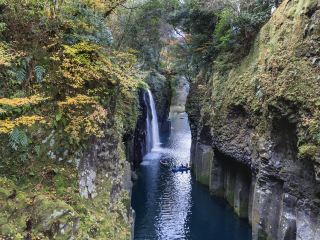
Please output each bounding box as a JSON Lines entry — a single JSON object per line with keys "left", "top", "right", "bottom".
{"left": 172, "top": 166, "right": 191, "bottom": 173}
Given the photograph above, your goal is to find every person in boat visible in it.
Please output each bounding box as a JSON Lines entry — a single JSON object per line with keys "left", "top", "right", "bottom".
{"left": 180, "top": 163, "right": 184, "bottom": 168}
{"left": 186, "top": 163, "right": 189, "bottom": 168}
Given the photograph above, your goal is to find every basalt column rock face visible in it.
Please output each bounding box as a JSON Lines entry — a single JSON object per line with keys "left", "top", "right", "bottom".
{"left": 233, "top": 164, "right": 251, "bottom": 219}
{"left": 209, "top": 150, "right": 225, "bottom": 197}
{"left": 187, "top": 0, "right": 320, "bottom": 239}
{"left": 193, "top": 143, "right": 214, "bottom": 185}
{"left": 189, "top": 108, "right": 320, "bottom": 240}
{"left": 130, "top": 90, "right": 148, "bottom": 168}
{"left": 191, "top": 142, "right": 252, "bottom": 219}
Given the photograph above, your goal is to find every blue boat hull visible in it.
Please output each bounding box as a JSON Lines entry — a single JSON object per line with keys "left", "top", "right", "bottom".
{"left": 172, "top": 167, "right": 191, "bottom": 173}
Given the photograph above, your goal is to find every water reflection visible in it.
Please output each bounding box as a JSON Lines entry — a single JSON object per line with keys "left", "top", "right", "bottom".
{"left": 132, "top": 111, "right": 252, "bottom": 240}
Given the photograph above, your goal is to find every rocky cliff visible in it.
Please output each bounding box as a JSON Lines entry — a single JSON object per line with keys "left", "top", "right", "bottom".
{"left": 0, "top": 1, "right": 173, "bottom": 239}
{"left": 187, "top": 0, "right": 320, "bottom": 239}
{"left": 0, "top": 105, "right": 136, "bottom": 239}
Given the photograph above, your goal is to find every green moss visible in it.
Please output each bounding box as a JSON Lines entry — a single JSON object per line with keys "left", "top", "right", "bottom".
{"left": 77, "top": 177, "right": 131, "bottom": 240}
{"left": 235, "top": 199, "right": 249, "bottom": 219}
{"left": 188, "top": 0, "right": 320, "bottom": 155}
{"left": 298, "top": 144, "right": 318, "bottom": 160}
{"left": 197, "top": 174, "right": 210, "bottom": 186}
{"left": 0, "top": 1, "right": 140, "bottom": 239}
{"left": 214, "top": 1, "right": 319, "bottom": 115}
{"left": 226, "top": 190, "right": 235, "bottom": 207}
{"left": 0, "top": 159, "right": 131, "bottom": 239}
{"left": 0, "top": 137, "right": 132, "bottom": 239}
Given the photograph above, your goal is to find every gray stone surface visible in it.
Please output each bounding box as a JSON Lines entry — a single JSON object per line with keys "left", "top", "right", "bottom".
{"left": 194, "top": 143, "right": 214, "bottom": 186}
{"left": 188, "top": 104, "right": 320, "bottom": 240}
{"left": 209, "top": 154, "right": 224, "bottom": 197}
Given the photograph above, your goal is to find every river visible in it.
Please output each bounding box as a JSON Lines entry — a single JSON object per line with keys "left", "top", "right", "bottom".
{"left": 132, "top": 82, "right": 252, "bottom": 240}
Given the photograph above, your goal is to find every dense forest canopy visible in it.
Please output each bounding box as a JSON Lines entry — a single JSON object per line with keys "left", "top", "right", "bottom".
{"left": 109, "top": 0, "right": 280, "bottom": 78}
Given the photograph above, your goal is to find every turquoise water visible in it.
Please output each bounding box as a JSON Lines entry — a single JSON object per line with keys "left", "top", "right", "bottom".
{"left": 132, "top": 112, "right": 252, "bottom": 240}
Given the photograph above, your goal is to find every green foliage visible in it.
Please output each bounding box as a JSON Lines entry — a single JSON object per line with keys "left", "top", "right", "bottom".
{"left": 9, "top": 128, "right": 28, "bottom": 151}
{"left": 168, "top": 0, "right": 274, "bottom": 77}
{"left": 214, "top": 9, "right": 232, "bottom": 50}
{"left": 0, "top": 0, "right": 50, "bottom": 48}
{"left": 138, "top": 81, "right": 150, "bottom": 90}
{"left": 112, "top": 0, "right": 180, "bottom": 69}
{"left": 34, "top": 65, "right": 46, "bottom": 82}
{"left": 14, "top": 57, "right": 30, "bottom": 82}
{"left": 34, "top": 144, "right": 41, "bottom": 156}
{"left": 0, "top": 1, "right": 147, "bottom": 238}
{"left": 58, "top": 1, "right": 114, "bottom": 46}
{"left": 169, "top": 2, "right": 218, "bottom": 69}
{"left": 15, "top": 68, "right": 26, "bottom": 82}
{"left": 0, "top": 0, "right": 144, "bottom": 164}
{"left": 8, "top": 128, "right": 29, "bottom": 162}
{"left": 0, "top": 22, "right": 6, "bottom": 34}
{"left": 234, "top": 2, "right": 272, "bottom": 44}
{"left": 298, "top": 144, "right": 318, "bottom": 160}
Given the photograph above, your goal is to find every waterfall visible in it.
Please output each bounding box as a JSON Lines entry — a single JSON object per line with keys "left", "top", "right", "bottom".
{"left": 144, "top": 90, "right": 160, "bottom": 153}
{"left": 144, "top": 92, "right": 152, "bottom": 153}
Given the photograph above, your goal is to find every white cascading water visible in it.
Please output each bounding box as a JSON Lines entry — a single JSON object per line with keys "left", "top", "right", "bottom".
{"left": 145, "top": 90, "right": 160, "bottom": 153}
{"left": 144, "top": 93, "right": 152, "bottom": 153}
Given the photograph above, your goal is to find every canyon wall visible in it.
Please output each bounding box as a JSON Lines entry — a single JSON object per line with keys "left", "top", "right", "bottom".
{"left": 187, "top": 0, "right": 320, "bottom": 239}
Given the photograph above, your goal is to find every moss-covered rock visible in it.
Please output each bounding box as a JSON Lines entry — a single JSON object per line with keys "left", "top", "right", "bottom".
{"left": 298, "top": 144, "right": 319, "bottom": 160}
{"left": 0, "top": 178, "right": 79, "bottom": 239}
{"left": 187, "top": 0, "right": 320, "bottom": 239}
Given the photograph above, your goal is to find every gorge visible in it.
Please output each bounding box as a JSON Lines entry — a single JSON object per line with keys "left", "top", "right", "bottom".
{"left": 0, "top": 0, "right": 319, "bottom": 239}
{"left": 132, "top": 79, "right": 252, "bottom": 240}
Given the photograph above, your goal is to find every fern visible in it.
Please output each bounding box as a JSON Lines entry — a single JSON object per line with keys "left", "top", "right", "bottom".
{"left": 34, "top": 145, "right": 41, "bottom": 156}
{"left": 19, "top": 152, "right": 28, "bottom": 162}
{"left": 15, "top": 68, "right": 26, "bottom": 82}
{"left": 15, "top": 60, "right": 46, "bottom": 83}
{"left": 0, "top": 22, "right": 6, "bottom": 33}
{"left": 21, "top": 56, "right": 31, "bottom": 69}
{"left": 9, "top": 128, "right": 28, "bottom": 151}
{"left": 34, "top": 65, "right": 46, "bottom": 82}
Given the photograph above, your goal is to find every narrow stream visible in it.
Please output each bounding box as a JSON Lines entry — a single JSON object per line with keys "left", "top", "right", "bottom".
{"left": 132, "top": 86, "right": 252, "bottom": 240}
